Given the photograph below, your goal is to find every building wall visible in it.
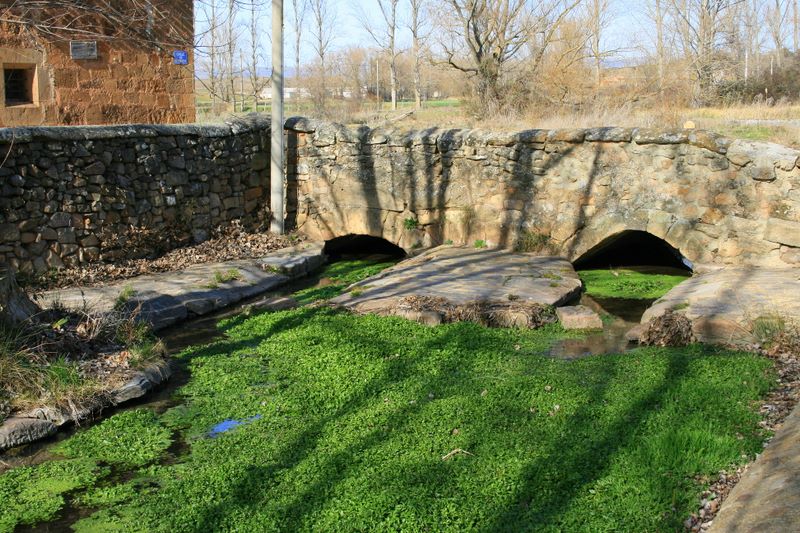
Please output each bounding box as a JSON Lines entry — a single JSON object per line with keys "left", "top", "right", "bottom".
{"left": 0, "top": 0, "right": 194, "bottom": 127}
{"left": 0, "top": 116, "right": 270, "bottom": 273}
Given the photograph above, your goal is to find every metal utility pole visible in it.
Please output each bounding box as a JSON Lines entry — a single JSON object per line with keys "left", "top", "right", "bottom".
{"left": 270, "top": 0, "right": 285, "bottom": 234}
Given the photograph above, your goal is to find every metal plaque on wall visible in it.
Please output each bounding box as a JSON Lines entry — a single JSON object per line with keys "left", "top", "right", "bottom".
{"left": 70, "top": 41, "right": 98, "bottom": 60}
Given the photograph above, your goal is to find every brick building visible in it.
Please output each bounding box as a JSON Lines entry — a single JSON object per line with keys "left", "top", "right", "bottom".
{"left": 0, "top": 0, "right": 195, "bottom": 127}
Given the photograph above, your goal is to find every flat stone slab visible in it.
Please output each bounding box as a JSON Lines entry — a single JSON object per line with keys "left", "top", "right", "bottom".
{"left": 0, "top": 418, "right": 57, "bottom": 451}
{"left": 331, "top": 246, "right": 581, "bottom": 320}
{"left": 557, "top": 305, "right": 603, "bottom": 330}
{"left": 710, "top": 403, "right": 800, "bottom": 532}
{"left": 39, "top": 243, "right": 325, "bottom": 331}
{"left": 641, "top": 268, "right": 800, "bottom": 345}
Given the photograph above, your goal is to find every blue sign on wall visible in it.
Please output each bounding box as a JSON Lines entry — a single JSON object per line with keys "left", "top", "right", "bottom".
{"left": 173, "top": 50, "right": 189, "bottom": 65}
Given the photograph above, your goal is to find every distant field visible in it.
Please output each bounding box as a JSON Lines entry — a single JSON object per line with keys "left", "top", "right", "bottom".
{"left": 193, "top": 97, "right": 799, "bottom": 148}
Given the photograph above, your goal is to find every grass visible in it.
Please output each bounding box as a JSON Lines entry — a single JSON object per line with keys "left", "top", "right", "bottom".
{"left": 293, "top": 259, "right": 398, "bottom": 304}
{"left": 67, "top": 310, "right": 774, "bottom": 532}
{"left": 204, "top": 268, "right": 243, "bottom": 289}
{"left": 0, "top": 459, "right": 107, "bottom": 531}
{"left": 578, "top": 269, "right": 689, "bottom": 300}
{"left": 55, "top": 409, "right": 173, "bottom": 468}
{"left": 0, "top": 260, "right": 777, "bottom": 531}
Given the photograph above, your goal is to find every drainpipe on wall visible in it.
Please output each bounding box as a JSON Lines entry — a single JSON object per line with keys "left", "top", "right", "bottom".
{"left": 270, "top": 0, "right": 285, "bottom": 234}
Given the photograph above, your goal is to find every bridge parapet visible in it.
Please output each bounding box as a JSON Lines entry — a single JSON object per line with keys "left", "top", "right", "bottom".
{"left": 285, "top": 118, "right": 800, "bottom": 268}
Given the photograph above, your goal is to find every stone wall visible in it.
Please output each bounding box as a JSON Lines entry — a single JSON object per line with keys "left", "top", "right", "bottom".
{"left": 0, "top": 116, "right": 270, "bottom": 273}
{"left": 286, "top": 118, "right": 800, "bottom": 268}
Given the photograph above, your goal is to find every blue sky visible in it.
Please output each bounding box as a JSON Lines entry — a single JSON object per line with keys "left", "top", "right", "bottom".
{"left": 196, "top": 0, "right": 651, "bottom": 71}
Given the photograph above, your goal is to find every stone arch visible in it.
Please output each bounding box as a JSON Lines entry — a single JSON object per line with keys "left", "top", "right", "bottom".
{"left": 572, "top": 230, "right": 692, "bottom": 272}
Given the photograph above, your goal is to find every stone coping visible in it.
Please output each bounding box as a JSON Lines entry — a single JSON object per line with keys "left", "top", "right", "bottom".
{"left": 284, "top": 117, "right": 800, "bottom": 172}
{"left": 0, "top": 114, "right": 271, "bottom": 143}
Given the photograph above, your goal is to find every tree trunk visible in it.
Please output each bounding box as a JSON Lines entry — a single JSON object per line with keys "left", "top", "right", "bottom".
{"left": 0, "top": 268, "right": 38, "bottom": 326}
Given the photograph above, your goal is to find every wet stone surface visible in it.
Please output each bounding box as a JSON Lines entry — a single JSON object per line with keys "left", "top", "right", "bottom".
{"left": 331, "top": 246, "right": 582, "bottom": 319}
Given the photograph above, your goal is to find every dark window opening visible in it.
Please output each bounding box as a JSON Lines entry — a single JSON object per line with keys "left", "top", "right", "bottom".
{"left": 324, "top": 235, "right": 406, "bottom": 261}
{"left": 4, "top": 67, "right": 35, "bottom": 106}
{"left": 573, "top": 230, "right": 692, "bottom": 273}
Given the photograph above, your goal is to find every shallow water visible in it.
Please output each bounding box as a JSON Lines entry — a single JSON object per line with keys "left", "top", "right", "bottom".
{"left": 547, "top": 295, "right": 655, "bottom": 360}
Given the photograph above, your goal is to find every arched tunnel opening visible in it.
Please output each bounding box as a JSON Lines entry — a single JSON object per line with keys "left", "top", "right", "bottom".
{"left": 323, "top": 234, "right": 407, "bottom": 261}
{"left": 573, "top": 230, "right": 692, "bottom": 273}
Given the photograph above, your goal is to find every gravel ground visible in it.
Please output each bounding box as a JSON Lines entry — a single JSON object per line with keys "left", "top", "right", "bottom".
{"left": 23, "top": 224, "right": 301, "bottom": 291}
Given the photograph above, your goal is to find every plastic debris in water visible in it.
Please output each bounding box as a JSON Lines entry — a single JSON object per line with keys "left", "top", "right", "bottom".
{"left": 208, "top": 415, "right": 262, "bottom": 438}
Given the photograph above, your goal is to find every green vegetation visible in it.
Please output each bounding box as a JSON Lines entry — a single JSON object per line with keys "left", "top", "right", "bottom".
{"left": 205, "top": 268, "right": 243, "bottom": 288}
{"left": 474, "top": 239, "right": 488, "bottom": 249}
{"left": 55, "top": 409, "right": 173, "bottom": 468}
{"left": 515, "top": 230, "right": 552, "bottom": 253}
{"left": 403, "top": 217, "right": 419, "bottom": 230}
{"left": 578, "top": 269, "right": 689, "bottom": 299}
{"left": 114, "top": 285, "right": 136, "bottom": 310}
{"left": 0, "top": 459, "right": 107, "bottom": 531}
{"left": 0, "top": 259, "right": 777, "bottom": 532}
{"left": 55, "top": 310, "right": 770, "bottom": 532}
{"left": 293, "top": 259, "right": 397, "bottom": 304}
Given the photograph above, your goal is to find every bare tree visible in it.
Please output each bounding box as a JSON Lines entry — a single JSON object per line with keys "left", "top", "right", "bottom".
{"left": 586, "top": 0, "right": 613, "bottom": 92}
{"left": 248, "top": 0, "right": 268, "bottom": 111}
{"left": 766, "top": 0, "right": 790, "bottom": 67}
{"left": 647, "top": 0, "right": 668, "bottom": 94}
{"left": 291, "top": 0, "right": 309, "bottom": 86}
{"left": 409, "top": 0, "right": 428, "bottom": 109}
{"left": 360, "top": 0, "right": 401, "bottom": 110}
{"left": 439, "top": 0, "right": 583, "bottom": 114}
{"left": 669, "top": 0, "right": 742, "bottom": 106}
{"left": 309, "top": 0, "right": 336, "bottom": 112}
{"left": 0, "top": 0, "right": 192, "bottom": 46}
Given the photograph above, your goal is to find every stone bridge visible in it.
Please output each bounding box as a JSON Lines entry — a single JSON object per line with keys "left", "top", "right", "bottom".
{"left": 3, "top": 115, "right": 800, "bottom": 272}
{"left": 286, "top": 118, "right": 800, "bottom": 269}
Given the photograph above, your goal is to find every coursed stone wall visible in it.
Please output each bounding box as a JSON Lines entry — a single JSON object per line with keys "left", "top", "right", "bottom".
{"left": 286, "top": 118, "right": 800, "bottom": 268}
{"left": 0, "top": 116, "right": 271, "bottom": 273}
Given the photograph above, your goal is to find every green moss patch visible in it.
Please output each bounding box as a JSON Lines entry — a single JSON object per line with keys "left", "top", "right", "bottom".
{"left": 578, "top": 269, "right": 689, "bottom": 299}
{"left": 293, "top": 259, "right": 398, "bottom": 304}
{"left": 55, "top": 409, "right": 172, "bottom": 468}
{"left": 0, "top": 458, "right": 107, "bottom": 532}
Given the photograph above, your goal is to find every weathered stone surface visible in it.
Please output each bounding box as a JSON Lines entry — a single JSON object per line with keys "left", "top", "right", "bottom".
{"left": 0, "top": 417, "right": 57, "bottom": 451}
{"left": 556, "top": 305, "right": 603, "bottom": 330}
{"left": 765, "top": 218, "right": 800, "bottom": 248}
{"left": 331, "top": 246, "right": 582, "bottom": 321}
{"left": 112, "top": 361, "right": 172, "bottom": 404}
{"left": 38, "top": 243, "right": 325, "bottom": 331}
{"left": 641, "top": 268, "right": 800, "bottom": 345}
{"left": 292, "top": 121, "right": 800, "bottom": 269}
{"left": 710, "top": 403, "right": 800, "bottom": 533}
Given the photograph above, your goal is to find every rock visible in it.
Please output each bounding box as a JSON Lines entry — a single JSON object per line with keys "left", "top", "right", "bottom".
{"left": 641, "top": 268, "right": 800, "bottom": 345}
{"left": 0, "top": 223, "right": 20, "bottom": 242}
{"left": 331, "top": 247, "right": 582, "bottom": 324}
{"left": 83, "top": 161, "right": 106, "bottom": 175}
{"left": 765, "top": 218, "right": 800, "bottom": 248}
{"left": 395, "top": 309, "right": 444, "bottom": 326}
{"left": 249, "top": 296, "right": 299, "bottom": 312}
{"left": 49, "top": 212, "right": 72, "bottom": 228}
{"left": 111, "top": 361, "right": 172, "bottom": 405}
{"left": 626, "top": 324, "right": 646, "bottom": 342}
{"left": 0, "top": 417, "right": 57, "bottom": 451}
{"left": 556, "top": 306, "right": 603, "bottom": 330}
